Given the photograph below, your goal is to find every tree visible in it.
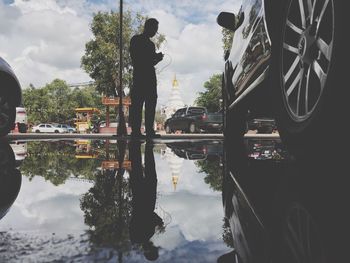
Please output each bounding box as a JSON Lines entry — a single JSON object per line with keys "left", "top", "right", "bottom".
{"left": 222, "top": 28, "right": 234, "bottom": 55}
{"left": 81, "top": 11, "right": 165, "bottom": 96}
{"left": 23, "top": 79, "right": 103, "bottom": 124}
{"left": 195, "top": 74, "right": 222, "bottom": 113}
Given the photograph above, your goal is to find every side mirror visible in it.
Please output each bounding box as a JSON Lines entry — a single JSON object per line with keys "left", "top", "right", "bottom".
{"left": 217, "top": 12, "right": 236, "bottom": 31}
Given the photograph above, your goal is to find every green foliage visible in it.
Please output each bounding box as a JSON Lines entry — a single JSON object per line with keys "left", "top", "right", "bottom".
{"left": 81, "top": 11, "right": 165, "bottom": 96}
{"left": 195, "top": 74, "right": 222, "bottom": 113}
{"left": 80, "top": 171, "right": 133, "bottom": 251}
{"left": 20, "top": 141, "right": 101, "bottom": 185}
{"left": 23, "top": 79, "right": 102, "bottom": 125}
{"left": 222, "top": 28, "right": 234, "bottom": 54}
{"left": 196, "top": 155, "right": 223, "bottom": 192}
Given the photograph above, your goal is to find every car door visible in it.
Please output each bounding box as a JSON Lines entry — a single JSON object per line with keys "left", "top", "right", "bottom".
{"left": 38, "top": 124, "right": 45, "bottom": 132}
{"left": 171, "top": 109, "right": 183, "bottom": 130}
{"left": 225, "top": 0, "right": 271, "bottom": 106}
{"left": 176, "top": 108, "right": 188, "bottom": 131}
{"left": 45, "top": 124, "right": 53, "bottom": 132}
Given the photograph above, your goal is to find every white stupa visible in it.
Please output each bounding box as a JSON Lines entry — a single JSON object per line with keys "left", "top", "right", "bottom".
{"left": 164, "top": 74, "right": 185, "bottom": 119}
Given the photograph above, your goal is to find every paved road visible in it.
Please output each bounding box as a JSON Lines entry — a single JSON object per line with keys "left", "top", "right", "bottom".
{"left": 5, "top": 133, "right": 280, "bottom": 141}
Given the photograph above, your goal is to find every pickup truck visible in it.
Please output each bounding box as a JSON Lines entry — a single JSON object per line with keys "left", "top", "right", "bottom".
{"left": 164, "top": 106, "right": 223, "bottom": 134}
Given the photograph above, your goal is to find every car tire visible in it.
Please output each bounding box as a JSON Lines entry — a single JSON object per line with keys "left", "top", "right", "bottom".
{"left": 270, "top": 0, "right": 346, "bottom": 157}
{"left": 188, "top": 122, "right": 197, "bottom": 134}
{"left": 0, "top": 92, "right": 16, "bottom": 137}
{"left": 165, "top": 125, "right": 172, "bottom": 134}
{"left": 54, "top": 130, "right": 59, "bottom": 133}
{"left": 35, "top": 130, "right": 40, "bottom": 133}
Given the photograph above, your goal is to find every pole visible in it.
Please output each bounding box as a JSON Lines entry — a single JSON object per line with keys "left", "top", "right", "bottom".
{"left": 117, "top": 0, "right": 127, "bottom": 136}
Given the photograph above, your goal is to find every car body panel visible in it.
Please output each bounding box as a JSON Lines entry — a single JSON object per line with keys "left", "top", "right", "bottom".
{"left": 224, "top": 0, "right": 271, "bottom": 105}
{"left": 0, "top": 57, "right": 22, "bottom": 106}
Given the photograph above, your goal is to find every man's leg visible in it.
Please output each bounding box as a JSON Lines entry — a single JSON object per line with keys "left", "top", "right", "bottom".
{"left": 145, "top": 96, "right": 157, "bottom": 135}
{"left": 130, "top": 95, "right": 144, "bottom": 135}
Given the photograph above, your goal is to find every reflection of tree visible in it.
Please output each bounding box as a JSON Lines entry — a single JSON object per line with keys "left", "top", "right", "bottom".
{"left": 196, "top": 155, "right": 223, "bottom": 192}
{"left": 80, "top": 168, "right": 133, "bottom": 254}
{"left": 222, "top": 218, "right": 234, "bottom": 248}
{"left": 20, "top": 141, "right": 101, "bottom": 185}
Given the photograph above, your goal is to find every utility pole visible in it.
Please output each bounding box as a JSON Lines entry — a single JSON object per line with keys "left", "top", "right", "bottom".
{"left": 117, "top": 0, "right": 127, "bottom": 136}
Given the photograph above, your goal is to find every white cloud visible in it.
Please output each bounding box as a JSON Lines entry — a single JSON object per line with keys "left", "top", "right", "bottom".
{"left": 0, "top": 0, "right": 241, "bottom": 107}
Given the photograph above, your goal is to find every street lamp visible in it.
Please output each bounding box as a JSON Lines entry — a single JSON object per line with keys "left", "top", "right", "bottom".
{"left": 117, "top": 0, "right": 127, "bottom": 136}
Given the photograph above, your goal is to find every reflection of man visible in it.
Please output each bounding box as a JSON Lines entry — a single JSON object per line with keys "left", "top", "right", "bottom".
{"left": 129, "top": 141, "right": 163, "bottom": 261}
{"left": 129, "top": 18, "right": 163, "bottom": 139}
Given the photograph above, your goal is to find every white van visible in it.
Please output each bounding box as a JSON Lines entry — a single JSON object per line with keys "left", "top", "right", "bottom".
{"left": 14, "top": 107, "right": 27, "bottom": 133}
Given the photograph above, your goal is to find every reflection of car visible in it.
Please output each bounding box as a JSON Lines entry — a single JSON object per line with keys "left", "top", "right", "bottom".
{"left": 0, "top": 140, "right": 22, "bottom": 221}
{"left": 221, "top": 139, "right": 347, "bottom": 263}
{"left": 218, "top": 0, "right": 346, "bottom": 154}
{"left": 0, "top": 56, "right": 22, "bottom": 136}
{"left": 166, "top": 141, "right": 223, "bottom": 160}
{"left": 32, "top": 123, "right": 66, "bottom": 133}
{"left": 9, "top": 141, "right": 27, "bottom": 166}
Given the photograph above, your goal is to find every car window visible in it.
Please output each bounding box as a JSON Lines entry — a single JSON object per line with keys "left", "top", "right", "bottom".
{"left": 46, "top": 125, "right": 52, "bottom": 128}
{"left": 188, "top": 108, "right": 205, "bottom": 115}
{"left": 39, "top": 124, "right": 45, "bottom": 127}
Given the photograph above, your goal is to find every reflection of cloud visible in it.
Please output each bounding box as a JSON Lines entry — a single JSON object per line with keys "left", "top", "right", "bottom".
{"left": 156, "top": 192, "right": 223, "bottom": 243}
{"left": 1, "top": 176, "right": 91, "bottom": 233}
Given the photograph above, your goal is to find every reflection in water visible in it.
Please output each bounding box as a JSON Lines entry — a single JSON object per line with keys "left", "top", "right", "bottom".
{"left": 1, "top": 139, "right": 229, "bottom": 262}
{"left": 222, "top": 136, "right": 348, "bottom": 263}
{"left": 0, "top": 140, "right": 22, "bottom": 221}
{"left": 3, "top": 137, "right": 344, "bottom": 262}
{"left": 129, "top": 142, "right": 164, "bottom": 261}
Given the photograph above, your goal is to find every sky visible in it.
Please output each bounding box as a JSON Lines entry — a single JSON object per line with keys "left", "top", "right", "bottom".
{"left": 0, "top": 0, "right": 240, "bottom": 107}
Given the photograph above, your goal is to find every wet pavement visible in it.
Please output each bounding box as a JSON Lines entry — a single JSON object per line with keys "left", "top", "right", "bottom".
{"left": 0, "top": 137, "right": 348, "bottom": 262}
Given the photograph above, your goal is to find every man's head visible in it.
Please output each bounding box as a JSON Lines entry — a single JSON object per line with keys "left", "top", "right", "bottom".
{"left": 143, "top": 18, "right": 159, "bottom": 38}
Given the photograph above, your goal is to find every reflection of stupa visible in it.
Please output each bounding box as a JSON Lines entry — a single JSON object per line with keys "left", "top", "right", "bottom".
{"left": 164, "top": 74, "right": 185, "bottom": 119}
{"left": 164, "top": 148, "right": 184, "bottom": 191}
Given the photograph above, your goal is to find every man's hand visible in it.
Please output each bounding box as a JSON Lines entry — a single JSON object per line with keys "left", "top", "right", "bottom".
{"left": 156, "top": 52, "right": 164, "bottom": 62}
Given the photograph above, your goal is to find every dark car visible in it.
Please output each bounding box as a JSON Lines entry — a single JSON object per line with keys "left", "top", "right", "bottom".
{"left": 221, "top": 138, "right": 347, "bottom": 263}
{"left": 164, "top": 107, "right": 207, "bottom": 134}
{"left": 165, "top": 107, "right": 223, "bottom": 134}
{"left": 0, "top": 57, "right": 22, "bottom": 136}
{"left": 247, "top": 118, "right": 276, "bottom": 134}
{"left": 218, "top": 0, "right": 346, "bottom": 155}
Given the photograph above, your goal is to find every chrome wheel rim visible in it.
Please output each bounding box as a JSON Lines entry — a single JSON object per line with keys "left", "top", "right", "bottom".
{"left": 282, "top": 0, "right": 334, "bottom": 122}
{"left": 284, "top": 203, "right": 326, "bottom": 263}
{"left": 0, "top": 95, "right": 11, "bottom": 130}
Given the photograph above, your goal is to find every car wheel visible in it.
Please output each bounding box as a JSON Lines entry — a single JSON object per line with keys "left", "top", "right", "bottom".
{"left": 35, "top": 130, "right": 40, "bottom": 133}
{"left": 188, "top": 122, "right": 197, "bottom": 134}
{"left": 54, "top": 130, "right": 59, "bottom": 133}
{"left": 165, "top": 125, "right": 171, "bottom": 134}
{"left": 270, "top": 0, "right": 345, "bottom": 156}
{"left": 0, "top": 93, "right": 16, "bottom": 137}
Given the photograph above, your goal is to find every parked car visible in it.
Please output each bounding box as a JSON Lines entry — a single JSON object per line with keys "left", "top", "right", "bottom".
{"left": 13, "top": 106, "right": 28, "bottom": 133}
{"left": 218, "top": 0, "right": 346, "bottom": 155}
{"left": 164, "top": 107, "right": 223, "bottom": 134}
{"left": 247, "top": 118, "right": 276, "bottom": 134}
{"left": 0, "top": 57, "right": 22, "bottom": 136}
{"left": 31, "top": 123, "right": 66, "bottom": 133}
{"left": 55, "top": 124, "right": 76, "bottom": 133}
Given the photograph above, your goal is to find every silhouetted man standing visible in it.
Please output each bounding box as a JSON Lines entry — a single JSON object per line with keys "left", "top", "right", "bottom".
{"left": 130, "top": 18, "right": 163, "bottom": 139}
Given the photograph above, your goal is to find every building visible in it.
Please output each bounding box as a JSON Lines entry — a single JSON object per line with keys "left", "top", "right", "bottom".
{"left": 163, "top": 75, "right": 185, "bottom": 119}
